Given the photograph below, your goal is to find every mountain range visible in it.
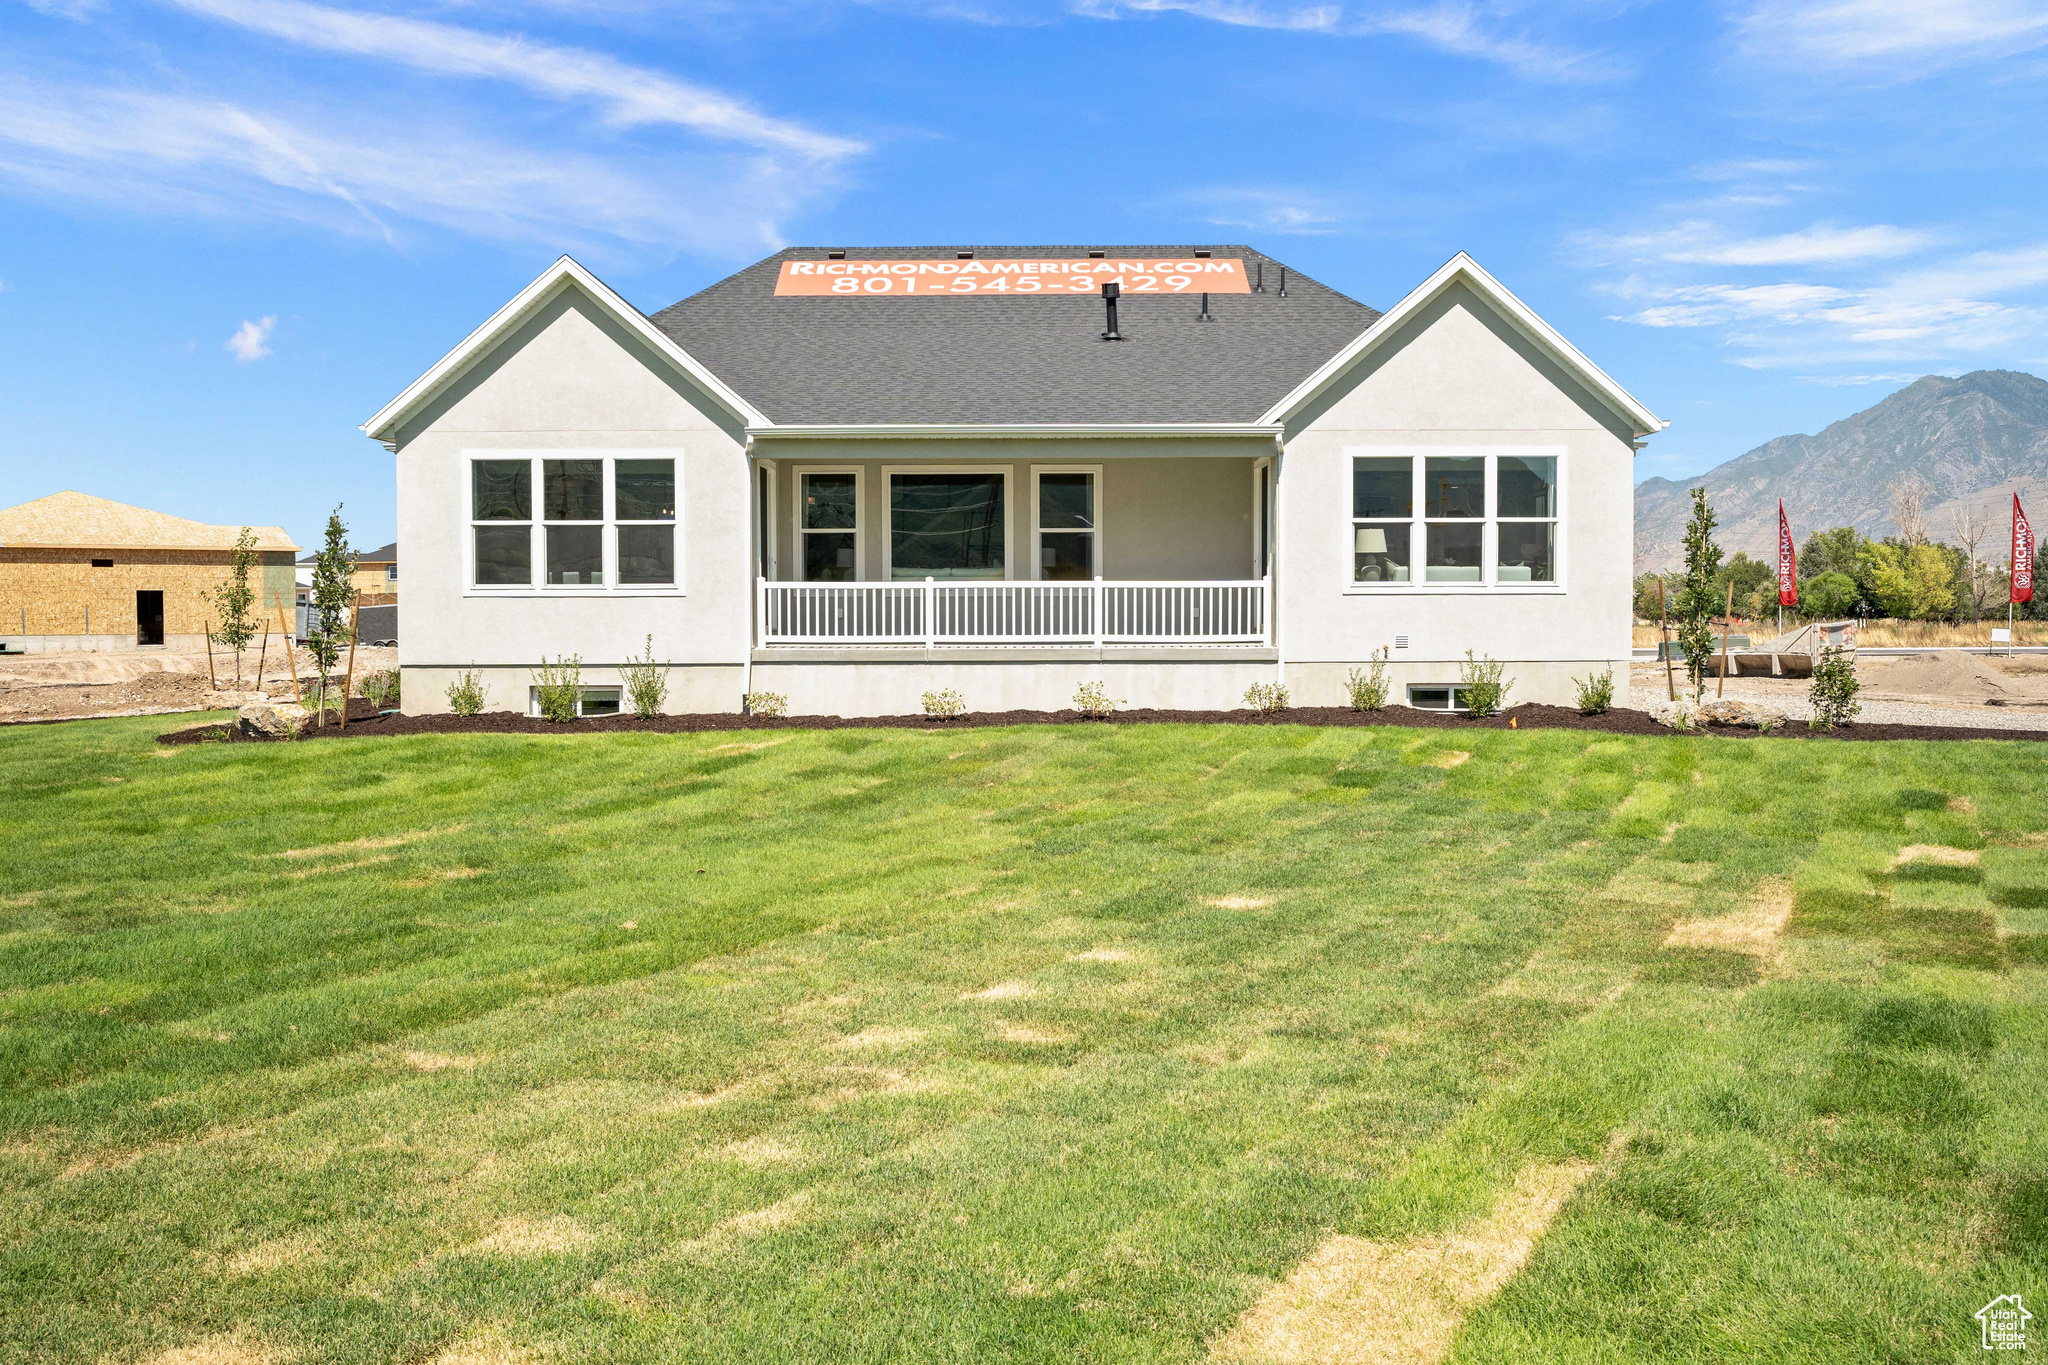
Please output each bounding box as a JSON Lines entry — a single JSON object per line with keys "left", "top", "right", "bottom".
{"left": 1634, "top": 370, "right": 2048, "bottom": 574}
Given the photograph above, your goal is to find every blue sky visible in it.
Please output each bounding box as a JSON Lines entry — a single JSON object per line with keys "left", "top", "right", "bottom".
{"left": 4, "top": 0, "right": 2048, "bottom": 551}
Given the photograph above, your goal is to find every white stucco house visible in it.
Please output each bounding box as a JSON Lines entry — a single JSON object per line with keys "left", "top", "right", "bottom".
{"left": 364, "top": 246, "right": 1663, "bottom": 717}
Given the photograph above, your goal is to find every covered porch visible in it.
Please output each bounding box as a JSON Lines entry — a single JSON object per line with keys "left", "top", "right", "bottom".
{"left": 748, "top": 440, "right": 1275, "bottom": 648}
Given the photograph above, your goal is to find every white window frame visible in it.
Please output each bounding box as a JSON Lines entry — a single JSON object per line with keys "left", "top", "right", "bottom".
{"left": 754, "top": 456, "right": 778, "bottom": 582}
{"left": 1342, "top": 446, "right": 1566, "bottom": 595}
{"left": 793, "top": 465, "right": 865, "bottom": 582}
{"left": 1030, "top": 464, "right": 1103, "bottom": 581}
{"left": 882, "top": 464, "right": 1016, "bottom": 582}
{"left": 527, "top": 685, "right": 623, "bottom": 718}
{"left": 1252, "top": 456, "right": 1274, "bottom": 580}
{"left": 463, "top": 450, "right": 685, "bottom": 598}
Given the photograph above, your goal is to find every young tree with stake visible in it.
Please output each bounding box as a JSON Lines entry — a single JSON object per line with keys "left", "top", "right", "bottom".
{"left": 1676, "top": 487, "right": 1723, "bottom": 704}
{"left": 205, "top": 527, "right": 259, "bottom": 689}
{"left": 307, "top": 507, "right": 356, "bottom": 723}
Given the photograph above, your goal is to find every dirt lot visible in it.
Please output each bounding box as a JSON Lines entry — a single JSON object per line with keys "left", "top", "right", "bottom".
{"left": 1631, "top": 650, "right": 2048, "bottom": 730}
{"left": 0, "top": 643, "right": 396, "bottom": 723}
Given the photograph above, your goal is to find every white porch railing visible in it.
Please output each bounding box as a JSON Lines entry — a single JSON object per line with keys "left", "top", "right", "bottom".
{"left": 759, "top": 577, "right": 1270, "bottom": 646}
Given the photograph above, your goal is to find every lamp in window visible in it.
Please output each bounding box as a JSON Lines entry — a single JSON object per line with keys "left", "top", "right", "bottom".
{"left": 1355, "top": 527, "right": 1389, "bottom": 583}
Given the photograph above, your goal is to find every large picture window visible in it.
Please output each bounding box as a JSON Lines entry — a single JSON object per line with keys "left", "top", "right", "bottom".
{"left": 468, "top": 454, "right": 679, "bottom": 592}
{"left": 1350, "top": 450, "right": 1560, "bottom": 589}
{"left": 890, "top": 470, "right": 1007, "bottom": 580}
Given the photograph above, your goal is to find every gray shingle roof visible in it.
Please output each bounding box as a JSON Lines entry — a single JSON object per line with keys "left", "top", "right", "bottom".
{"left": 648, "top": 245, "right": 1380, "bottom": 425}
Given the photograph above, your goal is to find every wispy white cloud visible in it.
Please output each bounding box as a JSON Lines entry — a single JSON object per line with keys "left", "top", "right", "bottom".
{"left": 1735, "top": 0, "right": 2048, "bottom": 71}
{"left": 1575, "top": 219, "right": 1933, "bottom": 267}
{"left": 1070, "top": 1, "right": 1613, "bottom": 81}
{"left": 1796, "top": 370, "right": 1957, "bottom": 385}
{"left": 0, "top": 73, "right": 821, "bottom": 256}
{"left": 227, "top": 314, "right": 275, "bottom": 360}
{"left": 1592, "top": 236, "right": 2048, "bottom": 368}
{"left": 158, "top": 0, "right": 863, "bottom": 160}
{"left": 1194, "top": 187, "right": 1342, "bottom": 234}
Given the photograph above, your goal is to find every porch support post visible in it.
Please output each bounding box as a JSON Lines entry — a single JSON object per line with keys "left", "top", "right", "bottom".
{"left": 1271, "top": 445, "right": 1285, "bottom": 684}
{"left": 924, "top": 576, "right": 936, "bottom": 657}
{"left": 1092, "top": 575, "right": 1104, "bottom": 652}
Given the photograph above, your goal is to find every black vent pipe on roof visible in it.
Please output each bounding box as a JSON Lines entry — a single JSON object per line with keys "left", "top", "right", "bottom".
{"left": 1277, "top": 267, "right": 1288, "bottom": 298}
{"left": 1254, "top": 263, "right": 1264, "bottom": 293}
{"left": 1197, "top": 292, "right": 1213, "bottom": 322}
{"left": 1100, "top": 282, "right": 1124, "bottom": 341}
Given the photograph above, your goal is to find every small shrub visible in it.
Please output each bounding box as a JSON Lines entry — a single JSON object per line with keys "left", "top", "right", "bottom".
{"left": 446, "top": 667, "right": 487, "bottom": 717}
{"left": 745, "top": 691, "right": 789, "bottom": 718}
{"left": 1755, "top": 714, "right": 1780, "bottom": 735}
{"left": 620, "top": 634, "right": 670, "bottom": 719}
{"left": 534, "top": 654, "right": 583, "bottom": 723}
{"left": 1809, "top": 645, "right": 1862, "bottom": 730}
{"left": 1073, "top": 680, "right": 1123, "bottom": 719}
{"left": 1458, "top": 650, "right": 1513, "bottom": 718}
{"left": 1346, "top": 648, "right": 1391, "bottom": 711}
{"left": 1244, "top": 681, "right": 1290, "bottom": 714}
{"left": 1670, "top": 707, "right": 1695, "bottom": 733}
{"left": 921, "top": 687, "right": 966, "bottom": 719}
{"left": 355, "top": 668, "right": 401, "bottom": 709}
{"left": 1572, "top": 667, "right": 1614, "bottom": 715}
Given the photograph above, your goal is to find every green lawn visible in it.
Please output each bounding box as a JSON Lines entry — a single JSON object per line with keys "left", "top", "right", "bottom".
{"left": 3, "top": 717, "right": 2046, "bottom": 1363}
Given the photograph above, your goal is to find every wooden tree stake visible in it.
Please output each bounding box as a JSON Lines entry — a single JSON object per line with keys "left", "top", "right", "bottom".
{"left": 254, "top": 621, "right": 269, "bottom": 698}
{"left": 204, "top": 621, "right": 216, "bottom": 689}
{"left": 1717, "top": 581, "right": 1735, "bottom": 698}
{"left": 1658, "top": 577, "right": 1676, "bottom": 702}
{"left": 339, "top": 592, "right": 362, "bottom": 732}
{"left": 276, "top": 599, "right": 302, "bottom": 706}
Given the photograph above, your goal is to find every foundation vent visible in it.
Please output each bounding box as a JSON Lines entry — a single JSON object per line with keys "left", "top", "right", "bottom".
{"left": 1395, "top": 635, "right": 1409, "bottom": 649}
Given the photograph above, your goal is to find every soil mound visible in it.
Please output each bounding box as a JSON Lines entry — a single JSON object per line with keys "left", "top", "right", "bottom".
{"left": 1863, "top": 652, "right": 2012, "bottom": 699}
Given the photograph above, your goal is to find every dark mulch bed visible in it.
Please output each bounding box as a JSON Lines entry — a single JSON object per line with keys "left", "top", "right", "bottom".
{"left": 158, "top": 701, "right": 2048, "bottom": 746}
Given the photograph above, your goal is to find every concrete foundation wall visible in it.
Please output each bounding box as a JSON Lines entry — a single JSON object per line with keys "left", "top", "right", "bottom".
{"left": 401, "top": 664, "right": 744, "bottom": 716}
{"left": 748, "top": 657, "right": 1280, "bottom": 716}
{"left": 0, "top": 634, "right": 210, "bottom": 654}
{"left": 397, "top": 654, "right": 1626, "bottom": 717}
{"left": 1281, "top": 658, "right": 1632, "bottom": 710}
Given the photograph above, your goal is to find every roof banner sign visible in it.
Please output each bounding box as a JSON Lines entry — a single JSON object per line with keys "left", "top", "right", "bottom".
{"left": 776, "top": 258, "right": 1251, "bottom": 297}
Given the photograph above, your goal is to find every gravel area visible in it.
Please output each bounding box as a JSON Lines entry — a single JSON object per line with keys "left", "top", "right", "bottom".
{"left": 1628, "top": 661, "right": 2048, "bottom": 734}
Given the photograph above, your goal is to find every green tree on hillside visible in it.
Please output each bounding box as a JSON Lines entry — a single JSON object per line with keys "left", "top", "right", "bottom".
{"left": 1800, "top": 527, "right": 1865, "bottom": 580}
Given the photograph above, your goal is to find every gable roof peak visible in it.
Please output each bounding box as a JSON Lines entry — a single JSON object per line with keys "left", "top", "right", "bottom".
{"left": 361, "top": 255, "right": 766, "bottom": 448}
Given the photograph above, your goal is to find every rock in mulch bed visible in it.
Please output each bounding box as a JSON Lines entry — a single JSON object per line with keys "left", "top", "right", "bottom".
{"left": 158, "top": 701, "right": 2048, "bottom": 746}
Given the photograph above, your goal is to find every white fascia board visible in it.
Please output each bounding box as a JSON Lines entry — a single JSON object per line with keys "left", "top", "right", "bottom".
{"left": 1258, "top": 252, "right": 1668, "bottom": 439}
{"left": 360, "top": 255, "right": 768, "bottom": 446}
{"left": 748, "top": 423, "right": 1283, "bottom": 440}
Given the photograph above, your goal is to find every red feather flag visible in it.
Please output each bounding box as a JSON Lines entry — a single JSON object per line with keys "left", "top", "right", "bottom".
{"left": 1777, "top": 501, "right": 1798, "bottom": 607}
{"left": 2016, "top": 494, "right": 2035, "bottom": 605}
